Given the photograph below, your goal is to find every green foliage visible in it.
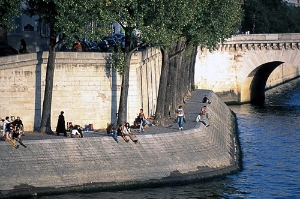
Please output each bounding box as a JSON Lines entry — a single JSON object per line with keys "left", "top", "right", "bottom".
{"left": 0, "top": 0, "right": 22, "bottom": 30}
{"left": 184, "top": 0, "right": 243, "bottom": 50}
{"left": 22, "top": 0, "right": 111, "bottom": 42}
{"left": 242, "top": 0, "right": 300, "bottom": 33}
{"left": 111, "top": 47, "right": 126, "bottom": 75}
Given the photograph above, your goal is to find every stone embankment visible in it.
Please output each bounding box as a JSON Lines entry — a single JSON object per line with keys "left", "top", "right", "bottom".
{"left": 0, "top": 90, "right": 241, "bottom": 198}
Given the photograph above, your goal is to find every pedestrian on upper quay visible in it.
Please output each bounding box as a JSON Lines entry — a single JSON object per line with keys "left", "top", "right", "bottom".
{"left": 106, "top": 124, "right": 118, "bottom": 143}
{"left": 176, "top": 105, "right": 185, "bottom": 130}
{"left": 56, "top": 111, "right": 67, "bottom": 136}
{"left": 73, "top": 40, "right": 82, "bottom": 52}
{"left": 19, "top": 39, "right": 27, "bottom": 53}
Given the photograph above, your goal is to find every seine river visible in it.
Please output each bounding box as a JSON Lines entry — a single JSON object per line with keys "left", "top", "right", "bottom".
{"left": 36, "top": 79, "right": 300, "bottom": 199}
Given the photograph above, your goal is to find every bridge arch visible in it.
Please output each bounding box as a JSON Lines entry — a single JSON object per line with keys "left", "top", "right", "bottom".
{"left": 242, "top": 61, "right": 283, "bottom": 105}
{"left": 195, "top": 34, "right": 300, "bottom": 104}
{"left": 238, "top": 48, "right": 300, "bottom": 104}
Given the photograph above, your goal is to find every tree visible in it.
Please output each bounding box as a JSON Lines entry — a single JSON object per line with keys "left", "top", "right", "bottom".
{"left": 22, "top": 0, "right": 109, "bottom": 133}
{"left": 0, "top": 0, "right": 22, "bottom": 42}
{"left": 154, "top": 0, "right": 243, "bottom": 124}
{"left": 101, "top": 0, "right": 189, "bottom": 125}
{"left": 0, "top": 0, "right": 22, "bottom": 29}
{"left": 241, "top": 0, "right": 300, "bottom": 33}
{"left": 103, "top": 0, "right": 243, "bottom": 126}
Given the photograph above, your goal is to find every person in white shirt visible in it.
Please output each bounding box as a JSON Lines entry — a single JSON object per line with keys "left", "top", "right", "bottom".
{"left": 123, "top": 122, "right": 138, "bottom": 143}
{"left": 71, "top": 125, "right": 83, "bottom": 138}
{"left": 176, "top": 106, "right": 185, "bottom": 130}
{"left": 196, "top": 106, "right": 210, "bottom": 127}
{"left": 3, "top": 116, "right": 10, "bottom": 138}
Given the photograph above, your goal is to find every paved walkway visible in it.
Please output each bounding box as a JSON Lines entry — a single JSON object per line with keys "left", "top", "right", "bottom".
{"left": 2, "top": 90, "right": 211, "bottom": 141}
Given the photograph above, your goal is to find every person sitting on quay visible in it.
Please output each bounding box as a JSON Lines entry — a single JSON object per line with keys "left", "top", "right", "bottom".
{"left": 71, "top": 125, "right": 84, "bottom": 138}
{"left": 12, "top": 116, "right": 25, "bottom": 136}
{"left": 117, "top": 124, "right": 130, "bottom": 142}
{"left": 67, "top": 122, "right": 73, "bottom": 132}
{"left": 12, "top": 127, "right": 26, "bottom": 148}
{"left": 2, "top": 116, "right": 10, "bottom": 140}
{"left": 196, "top": 106, "right": 210, "bottom": 127}
{"left": 202, "top": 95, "right": 211, "bottom": 104}
{"left": 6, "top": 124, "right": 14, "bottom": 139}
{"left": 106, "top": 124, "right": 118, "bottom": 143}
{"left": 6, "top": 124, "right": 19, "bottom": 149}
{"left": 123, "top": 122, "right": 138, "bottom": 143}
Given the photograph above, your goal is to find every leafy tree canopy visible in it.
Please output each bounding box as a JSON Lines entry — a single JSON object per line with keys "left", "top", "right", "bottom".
{"left": 184, "top": 0, "right": 243, "bottom": 50}
{"left": 0, "top": 0, "right": 22, "bottom": 30}
{"left": 242, "top": 0, "right": 300, "bottom": 33}
{"left": 22, "top": 0, "right": 111, "bottom": 42}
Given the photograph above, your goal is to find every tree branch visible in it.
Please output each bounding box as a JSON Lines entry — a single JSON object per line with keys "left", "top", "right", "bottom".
{"left": 169, "top": 43, "right": 186, "bottom": 60}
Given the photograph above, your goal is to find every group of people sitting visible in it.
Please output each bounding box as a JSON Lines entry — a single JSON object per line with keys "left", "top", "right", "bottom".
{"left": 196, "top": 95, "right": 211, "bottom": 127}
{"left": 66, "top": 122, "right": 84, "bottom": 138}
{"left": 133, "top": 109, "right": 154, "bottom": 132}
{"left": 106, "top": 122, "right": 138, "bottom": 143}
{"left": 1, "top": 116, "right": 26, "bottom": 148}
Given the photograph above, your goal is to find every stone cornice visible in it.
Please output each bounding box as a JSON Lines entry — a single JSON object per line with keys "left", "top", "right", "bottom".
{"left": 218, "top": 42, "right": 300, "bottom": 51}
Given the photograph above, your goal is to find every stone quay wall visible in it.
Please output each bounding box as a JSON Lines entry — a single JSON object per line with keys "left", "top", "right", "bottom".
{"left": 0, "top": 90, "right": 240, "bottom": 198}
{"left": 0, "top": 48, "right": 162, "bottom": 131}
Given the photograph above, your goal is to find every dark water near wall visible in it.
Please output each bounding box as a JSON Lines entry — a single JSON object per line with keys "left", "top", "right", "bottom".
{"left": 36, "top": 79, "right": 300, "bottom": 199}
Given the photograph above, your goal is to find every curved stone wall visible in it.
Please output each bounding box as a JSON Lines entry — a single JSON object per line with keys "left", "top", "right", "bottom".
{"left": 0, "top": 90, "right": 240, "bottom": 198}
{"left": 0, "top": 48, "right": 162, "bottom": 131}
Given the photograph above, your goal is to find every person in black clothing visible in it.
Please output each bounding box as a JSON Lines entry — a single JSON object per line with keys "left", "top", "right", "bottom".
{"left": 202, "top": 95, "right": 211, "bottom": 104}
{"left": 12, "top": 116, "right": 24, "bottom": 135}
{"left": 12, "top": 127, "right": 26, "bottom": 148}
{"left": 56, "top": 111, "right": 67, "bottom": 136}
{"left": 19, "top": 39, "right": 27, "bottom": 53}
{"left": 117, "top": 124, "right": 129, "bottom": 142}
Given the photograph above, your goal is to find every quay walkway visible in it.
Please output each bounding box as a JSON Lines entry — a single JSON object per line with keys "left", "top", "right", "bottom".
{"left": 0, "top": 89, "right": 241, "bottom": 198}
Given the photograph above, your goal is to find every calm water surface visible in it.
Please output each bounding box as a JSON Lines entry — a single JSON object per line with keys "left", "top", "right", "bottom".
{"left": 36, "top": 79, "right": 300, "bottom": 199}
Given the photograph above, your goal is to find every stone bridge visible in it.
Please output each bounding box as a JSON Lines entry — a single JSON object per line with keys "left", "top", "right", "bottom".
{"left": 194, "top": 33, "right": 300, "bottom": 104}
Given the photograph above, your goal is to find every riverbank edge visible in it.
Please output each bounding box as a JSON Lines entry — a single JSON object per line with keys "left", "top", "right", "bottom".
{"left": 0, "top": 90, "right": 241, "bottom": 198}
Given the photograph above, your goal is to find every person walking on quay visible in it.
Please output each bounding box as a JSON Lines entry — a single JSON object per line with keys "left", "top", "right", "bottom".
{"left": 176, "top": 105, "right": 185, "bottom": 130}
{"left": 56, "top": 111, "right": 67, "bottom": 136}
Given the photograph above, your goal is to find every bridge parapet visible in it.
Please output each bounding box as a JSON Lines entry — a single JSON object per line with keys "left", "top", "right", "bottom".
{"left": 219, "top": 33, "right": 300, "bottom": 51}
{"left": 218, "top": 42, "right": 300, "bottom": 51}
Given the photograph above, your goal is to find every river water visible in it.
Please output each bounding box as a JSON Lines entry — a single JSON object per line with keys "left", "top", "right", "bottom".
{"left": 36, "top": 79, "right": 300, "bottom": 199}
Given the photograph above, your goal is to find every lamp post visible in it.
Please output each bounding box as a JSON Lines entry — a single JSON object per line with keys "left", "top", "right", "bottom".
{"left": 252, "top": 14, "right": 255, "bottom": 34}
